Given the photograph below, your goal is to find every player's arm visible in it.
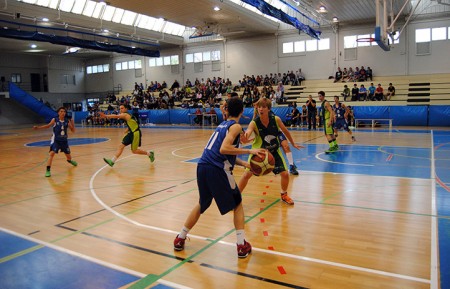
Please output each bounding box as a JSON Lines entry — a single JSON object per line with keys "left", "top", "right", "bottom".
{"left": 68, "top": 118, "right": 75, "bottom": 133}
{"left": 325, "top": 102, "right": 335, "bottom": 127}
{"left": 275, "top": 116, "right": 303, "bottom": 149}
{"left": 33, "top": 118, "right": 55, "bottom": 130}
{"left": 220, "top": 123, "right": 265, "bottom": 157}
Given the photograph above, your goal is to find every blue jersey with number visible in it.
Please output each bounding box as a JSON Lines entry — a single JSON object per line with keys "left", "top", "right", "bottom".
{"left": 333, "top": 103, "right": 346, "bottom": 120}
{"left": 199, "top": 120, "right": 240, "bottom": 171}
{"left": 52, "top": 118, "right": 69, "bottom": 142}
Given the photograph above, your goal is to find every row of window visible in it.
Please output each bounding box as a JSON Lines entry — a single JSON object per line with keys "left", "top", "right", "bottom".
{"left": 416, "top": 27, "right": 450, "bottom": 43}
{"left": 149, "top": 55, "right": 180, "bottom": 67}
{"left": 283, "top": 38, "right": 330, "bottom": 53}
{"left": 186, "top": 51, "right": 221, "bottom": 63}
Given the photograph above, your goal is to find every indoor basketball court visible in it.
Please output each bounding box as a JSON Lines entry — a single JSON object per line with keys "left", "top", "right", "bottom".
{"left": 1, "top": 124, "right": 449, "bottom": 289}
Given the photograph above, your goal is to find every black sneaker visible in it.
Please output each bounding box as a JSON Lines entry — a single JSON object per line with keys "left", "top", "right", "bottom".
{"left": 289, "top": 164, "right": 299, "bottom": 175}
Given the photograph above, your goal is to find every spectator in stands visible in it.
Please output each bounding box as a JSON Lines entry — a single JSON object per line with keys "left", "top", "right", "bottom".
{"left": 341, "top": 84, "right": 350, "bottom": 101}
{"left": 300, "top": 105, "right": 308, "bottom": 127}
{"left": 359, "top": 66, "right": 367, "bottom": 81}
{"left": 290, "top": 104, "right": 300, "bottom": 127}
{"left": 306, "top": 95, "right": 317, "bottom": 130}
{"left": 170, "top": 80, "right": 180, "bottom": 91}
{"left": 368, "top": 83, "right": 376, "bottom": 100}
{"left": 366, "top": 67, "right": 373, "bottom": 81}
{"left": 358, "top": 84, "right": 368, "bottom": 101}
{"left": 386, "top": 83, "right": 396, "bottom": 100}
{"left": 354, "top": 67, "right": 360, "bottom": 82}
{"left": 297, "top": 69, "right": 305, "bottom": 85}
{"left": 375, "top": 84, "right": 384, "bottom": 101}
{"left": 342, "top": 67, "right": 349, "bottom": 82}
{"left": 334, "top": 67, "right": 343, "bottom": 83}
{"left": 351, "top": 83, "right": 359, "bottom": 101}
{"left": 348, "top": 67, "right": 355, "bottom": 82}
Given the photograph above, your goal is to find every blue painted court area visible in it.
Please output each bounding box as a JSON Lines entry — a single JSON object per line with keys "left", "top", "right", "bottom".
{"left": 26, "top": 137, "right": 109, "bottom": 147}
{"left": 0, "top": 231, "right": 140, "bottom": 289}
{"left": 186, "top": 143, "right": 430, "bottom": 179}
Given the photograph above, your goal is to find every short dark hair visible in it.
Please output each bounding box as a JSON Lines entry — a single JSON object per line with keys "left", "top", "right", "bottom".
{"left": 57, "top": 107, "right": 67, "bottom": 113}
{"left": 318, "top": 91, "right": 325, "bottom": 97}
{"left": 226, "top": 96, "right": 244, "bottom": 117}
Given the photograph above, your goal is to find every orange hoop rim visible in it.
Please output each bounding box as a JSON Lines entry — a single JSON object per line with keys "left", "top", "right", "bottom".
{"left": 356, "top": 37, "right": 376, "bottom": 42}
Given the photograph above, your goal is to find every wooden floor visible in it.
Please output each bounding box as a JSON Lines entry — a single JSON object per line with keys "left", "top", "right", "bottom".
{"left": 0, "top": 124, "right": 445, "bottom": 289}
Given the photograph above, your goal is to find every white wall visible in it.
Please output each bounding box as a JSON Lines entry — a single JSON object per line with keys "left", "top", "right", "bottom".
{"left": 47, "top": 56, "right": 85, "bottom": 93}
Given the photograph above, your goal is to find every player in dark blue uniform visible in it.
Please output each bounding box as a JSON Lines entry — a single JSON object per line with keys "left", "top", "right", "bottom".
{"left": 173, "top": 97, "right": 265, "bottom": 258}
{"left": 33, "top": 107, "right": 77, "bottom": 177}
{"left": 332, "top": 96, "right": 355, "bottom": 141}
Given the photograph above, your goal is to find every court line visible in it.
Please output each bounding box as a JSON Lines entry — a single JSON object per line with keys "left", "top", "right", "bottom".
{"left": 430, "top": 131, "right": 439, "bottom": 289}
{"left": 89, "top": 160, "right": 431, "bottom": 286}
{"left": 315, "top": 151, "right": 375, "bottom": 166}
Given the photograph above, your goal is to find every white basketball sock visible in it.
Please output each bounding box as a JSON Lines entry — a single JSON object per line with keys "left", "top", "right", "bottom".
{"left": 179, "top": 226, "right": 190, "bottom": 239}
{"left": 286, "top": 152, "right": 293, "bottom": 165}
{"left": 236, "top": 229, "right": 245, "bottom": 245}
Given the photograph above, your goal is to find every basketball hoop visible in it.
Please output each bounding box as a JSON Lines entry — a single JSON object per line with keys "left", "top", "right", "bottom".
{"left": 356, "top": 37, "right": 376, "bottom": 43}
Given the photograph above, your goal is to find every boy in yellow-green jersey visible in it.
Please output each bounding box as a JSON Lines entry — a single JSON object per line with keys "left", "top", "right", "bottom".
{"left": 99, "top": 104, "right": 154, "bottom": 167}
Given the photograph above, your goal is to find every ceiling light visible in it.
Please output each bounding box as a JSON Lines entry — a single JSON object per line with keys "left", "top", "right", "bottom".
{"left": 30, "top": 44, "right": 37, "bottom": 48}
{"left": 42, "top": 18, "right": 49, "bottom": 22}
{"left": 319, "top": 6, "right": 327, "bottom": 13}
{"left": 332, "top": 17, "right": 339, "bottom": 23}
{"left": 214, "top": 6, "right": 221, "bottom": 11}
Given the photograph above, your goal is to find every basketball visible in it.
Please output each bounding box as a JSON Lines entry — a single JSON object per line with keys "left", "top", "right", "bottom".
{"left": 250, "top": 150, "right": 275, "bottom": 176}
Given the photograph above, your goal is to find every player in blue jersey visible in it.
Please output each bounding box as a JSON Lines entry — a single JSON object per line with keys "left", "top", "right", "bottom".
{"left": 332, "top": 96, "right": 355, "bottom": 141}
{"left": 173, "top": 97, "right": 266, "bottom": 258}
{"left": 33, "top": 107, "right": 77, "bottom": 177}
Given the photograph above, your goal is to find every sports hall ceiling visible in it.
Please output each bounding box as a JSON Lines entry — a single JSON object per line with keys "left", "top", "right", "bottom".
{"left": 0, "top": 0, "right": 448, "bottom": 58}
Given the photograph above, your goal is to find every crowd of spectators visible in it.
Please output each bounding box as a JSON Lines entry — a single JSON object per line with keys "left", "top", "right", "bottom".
{"left": 341, "top": 82, "right": 396, "bottom": 101}
{"left": 333, "top": 66, "right": 373, "bottom": 83}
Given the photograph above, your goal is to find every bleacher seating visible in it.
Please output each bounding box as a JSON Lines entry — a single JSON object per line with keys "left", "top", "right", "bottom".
{"left": 281, "top": 73, "right": 450, "bottom": 106}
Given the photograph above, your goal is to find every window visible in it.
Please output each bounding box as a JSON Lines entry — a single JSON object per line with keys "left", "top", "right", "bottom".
{"left": 11, "top": 73, "right": 21, "bottom": 83}
{"left": 149, "top": 58, "right": 156, "bottom": 67}
{"left": 344, "top": 35, "right": 357, "bottom": 48}
{"left": 305, "top": 39, "right": 317, "bottom": 51}
{"left": 163, "top": 56, "right": 171, "bottom": 65}
{"left": 448, "top": 27, "right": 450, "bottom": 39}
{"left": 115, "top": 62, "right": 122, "bottom": 70}
{"left": 156, "top": 58, "right": 163, "bottom": 66}
{"left": 92, "top": 65, "right": 98, "bottom": 73}
{"left": 318, "top": 38, "right": 330, "bottom": 50}
{"left": 186, "top": 53, "right": 194, "bottom": 63}
{"left": 415, "top": 28, "right": 430, "bottom": 43}
{"left": 203, "top": 51, "right": 211, "bottom": 61}
{"left": 134, "top": 60, "right": 141, "bottom": 69}
{"left": 87, "top": 66, "right": 93, "bottom": 74}
{"left": 283, "top": 42, "right": 293, "bottom": 53}
{"left": 121, "top": 61, "right": 128, "bottom": 70}
{"left": 194, "top": 52, "right": 202, "bottom": 63}
{"left": 170, "top": 55, "right": 179, "bottom": 65}
{"left": 211, "top": 50, "right": 220, "bottom": 60}
{"left": 432, "top": 27, "right": 446, "bottom": 41}
{"left": 128, "top": 60, "right": 135, "bottom": 69}
{"left": 294, "top": 41, "right": 305, "bottom": 52}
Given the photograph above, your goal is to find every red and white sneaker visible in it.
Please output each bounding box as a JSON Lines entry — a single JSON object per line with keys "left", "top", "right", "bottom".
{"left": 237, "top": 240, "right": 252, "bottom": 258}
{"left": 173, "top": 235, "right": 186, "bottom": 251}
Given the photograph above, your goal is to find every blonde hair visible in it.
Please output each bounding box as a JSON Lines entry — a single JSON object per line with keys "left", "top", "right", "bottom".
{"left": 257, "top": 97, "right": 272, "bottom": 110}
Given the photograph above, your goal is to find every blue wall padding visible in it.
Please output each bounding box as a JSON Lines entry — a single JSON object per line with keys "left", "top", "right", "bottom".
{"left": 390, "top": 106, "right": 428, "bottom": 126}
{"left": 429, "top": 106, "right": 450, "bottom": 126}
{"left": 73, "top": 105, "right": 449, "bottom": 126}
{"left": 353, "top": 106, "right": 390, "bottom": 119}
{"left": 9, "top": 82, "right": 57, "bottom": 122}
